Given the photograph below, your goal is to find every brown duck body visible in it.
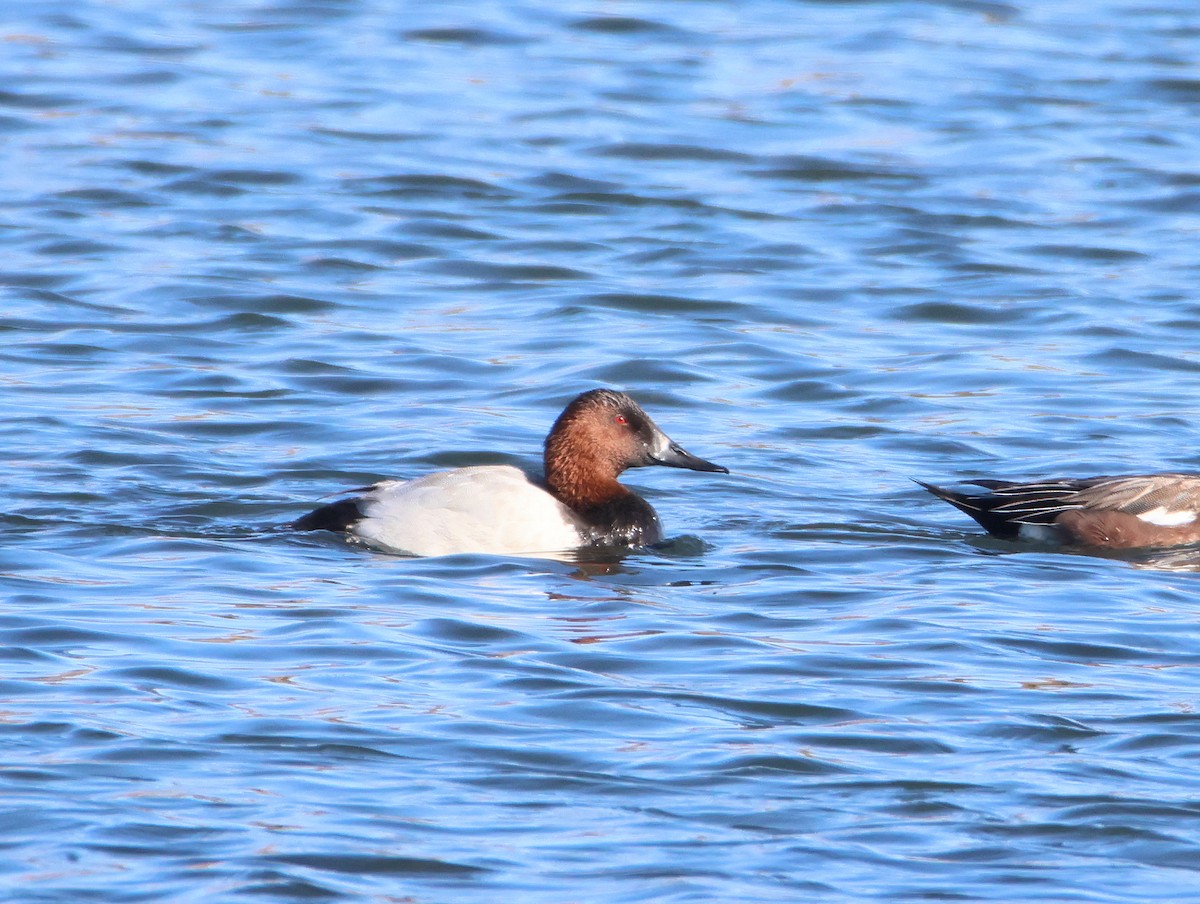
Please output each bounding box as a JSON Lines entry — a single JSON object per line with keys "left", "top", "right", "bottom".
{"left": 917, "top": 474, "right": 1200, "bottom": 549}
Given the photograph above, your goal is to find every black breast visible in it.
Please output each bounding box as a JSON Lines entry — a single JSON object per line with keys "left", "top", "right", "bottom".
{"left": 293, "top": 497, "right": 363, "bottom": 533}
{"left": 577, "top": 494, "right": 663, "bottom": 548}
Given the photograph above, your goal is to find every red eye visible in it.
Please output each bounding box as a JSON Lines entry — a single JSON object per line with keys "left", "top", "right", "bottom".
{"left": 614, "top": 414, "right": 628, "bottom": 426}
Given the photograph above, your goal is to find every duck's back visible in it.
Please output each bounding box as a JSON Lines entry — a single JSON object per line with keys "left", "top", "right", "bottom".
{"left": 352, "top": 465, "right": 587, "bottom": 557}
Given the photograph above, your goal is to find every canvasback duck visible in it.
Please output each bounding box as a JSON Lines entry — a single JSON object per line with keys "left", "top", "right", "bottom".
{"left": 917, "top": 474, "right": 1200, "bottom": 548}
{"left": 294, "top": 388, "right": 728, "bottom": 557}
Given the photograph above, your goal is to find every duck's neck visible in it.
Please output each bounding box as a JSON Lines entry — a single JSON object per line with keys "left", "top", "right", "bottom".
{"left": 547, "top": 468, "right": 629, "bottom": 511}
{"left": 544, "top": 447, "right": 628, "bottom": 511}
{"left": 544, "top": 442, "right": 663, "bottom": 546}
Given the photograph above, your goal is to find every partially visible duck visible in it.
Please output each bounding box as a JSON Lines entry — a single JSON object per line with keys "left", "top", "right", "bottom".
{"left": 294, "top": 388, "right": 728, "bottom": 557}
{"left": 917, "top": 474, "right": 1200, "bottom": 548}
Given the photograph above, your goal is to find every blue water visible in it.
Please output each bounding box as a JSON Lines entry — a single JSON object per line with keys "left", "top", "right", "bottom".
{"left": 3, "top": 1, "right": 1200, "bottom": 900}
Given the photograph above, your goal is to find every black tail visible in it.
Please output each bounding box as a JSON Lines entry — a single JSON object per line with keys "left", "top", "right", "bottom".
{"left": 913, "top": 479, "right": 1021, "bottom": 540}
{"left": 293, "top": 498, "right": 363, "bottom": 533}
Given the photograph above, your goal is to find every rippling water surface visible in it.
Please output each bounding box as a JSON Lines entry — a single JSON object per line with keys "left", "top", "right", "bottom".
{"left": 4, "top": 1, "right": 1200, "bottom": 900}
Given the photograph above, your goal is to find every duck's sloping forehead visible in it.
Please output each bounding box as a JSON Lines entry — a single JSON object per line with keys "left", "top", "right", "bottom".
{"left": 578, "top": 388, "right": 635, "bottom": 408}
{"left": 562, "top": 388, "right": 642, "bottom": 417}
{"left": 553, "top": 390, "right": 665, "bottom": 439}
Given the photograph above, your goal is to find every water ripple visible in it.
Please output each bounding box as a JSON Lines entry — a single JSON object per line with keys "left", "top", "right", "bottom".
{"left": 3, "top": 0, "right": 1200, "bottom": 901}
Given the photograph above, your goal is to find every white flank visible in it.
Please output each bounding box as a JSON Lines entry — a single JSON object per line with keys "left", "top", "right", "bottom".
{"left": 351, "top": 465, "right": 587, "bottom": 557}
{"left": 1017, "top": 523, "right": 1061, "bottom": 543}
{"left": 1136, "top": 507, "right": 1197, "bottom": 527}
